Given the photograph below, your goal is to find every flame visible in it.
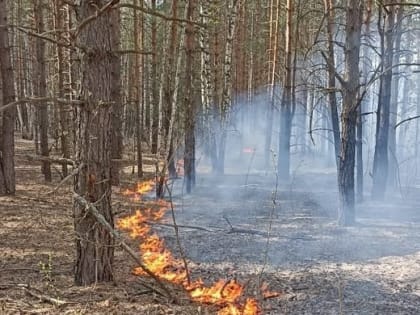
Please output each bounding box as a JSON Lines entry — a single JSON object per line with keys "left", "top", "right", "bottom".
{"left": 190, "top": 279, "right": 243, "bottom": 304}
{"left": 118, "top": 180, "right": 274, "bottom": 315}
{"left": 122, "top": 179, "right": 155, "bottom": 200}
{"left": 243, "top": 298, "right": 260, "bottom": 315}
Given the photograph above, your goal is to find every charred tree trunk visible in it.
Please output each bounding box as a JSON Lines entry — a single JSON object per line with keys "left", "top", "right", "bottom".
{"left": 0, "top": 0, "right": 17, "bottom": 195}
{"left": 338, "top": 0, "right": 363, "bottom": 226}
{"left": 73, "top": 0, "right": 119, "bottom": 285}
{"left": 372, "top": 2, "right": 395, "bottom": 200}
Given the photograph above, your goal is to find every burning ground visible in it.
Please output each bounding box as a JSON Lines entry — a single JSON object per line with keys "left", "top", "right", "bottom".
{"left": 1, "top": 138, "right": 420, "bottom": 314}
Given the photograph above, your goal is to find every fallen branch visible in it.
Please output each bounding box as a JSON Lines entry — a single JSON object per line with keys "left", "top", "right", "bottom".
{"left": 147, "top": 221, "right": 213, "bottom": 232}
{"left": 227, "top": 227, "right": 269, "bottom": 237}
{"left": 73, "top": 193, "right": 174, "bottom": 301}
{"left": 22, "top": 287, "right": 68, "bottom": 306}
{"left": 223, "top": 216, "right": 269, "bottom": 237}
{"left": 223, "top": 216, "right": 314, "bottom": 240}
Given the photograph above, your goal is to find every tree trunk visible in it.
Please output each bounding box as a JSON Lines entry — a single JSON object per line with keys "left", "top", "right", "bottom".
{"left": 184, "top": 0, "right": 196, "bottom": 193}
{"left": 356, "top": 0, "right": 373, "bottom": 203}
{"left": 264, "top": 0, "right": 280, "bottom": 168}
{"left": 150, "top": 0, "right": 159, "bottom": 154}
{"left": 324, "top": 0, "right": 341, "bottom": 169}
{"left": 388, "top": 3, "right": 403, "bottom": 187}
{"left": 199, "top": 0, "right": 216, "bottom": 172}
{"left": 73, "top": 0, "right": 119, "bottom": 285}
{"left": 372, "top": 2, "right": 395, "bottom": 200}
{"left": 34, "top": 0, "right": 51, "bottom": 182}
{"left": 216, "top": 0, "right": 239, "bottom": 175}
{"left": 110, "top": 10, "right": 122, "bottom": 186}
{"left": 277, "top": 0, "right": 294, "bottom": 181}
{"left": 134, "top": 0, "right": 143, "bottom": 178}
{"left": 337, "top": 0, "right": 363, "bottom": 226}
{"left": 0, "top": 0, "right": 17, "bottom": 195}
{"left": 55, "top": 0, "right": 70, "bottom": 177}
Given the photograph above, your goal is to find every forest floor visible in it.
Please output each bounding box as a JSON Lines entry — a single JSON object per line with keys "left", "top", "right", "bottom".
{"left": 1, "top": 137, "right": 420, "bottom": 314}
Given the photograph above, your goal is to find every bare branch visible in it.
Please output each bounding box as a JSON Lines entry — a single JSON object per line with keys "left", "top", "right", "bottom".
{"left": 395, "top": 115, "right": 420, "bottom": 129}
{"left": 115, "top": 3, "right": 204, "bottom": 27}
{"left": 0, "top": 97, "right": 83, "bottom": 113}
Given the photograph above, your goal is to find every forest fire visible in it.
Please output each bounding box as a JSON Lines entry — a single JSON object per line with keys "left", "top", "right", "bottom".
{"left": 117, "top": 180, "right": 266, "bottom": 314}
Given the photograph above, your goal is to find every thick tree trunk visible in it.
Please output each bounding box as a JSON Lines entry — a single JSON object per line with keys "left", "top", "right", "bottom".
{"left": 337, "top": 0, "right": 363, "bottom": 226}
{"left": 73, "top": 0, "right": 119, "bottom": 285}
{"left": 372, "top": 2, "right": 395, "bottom": 200}
{"left": 0, "top": 0, "right": 17, "bottom": 195}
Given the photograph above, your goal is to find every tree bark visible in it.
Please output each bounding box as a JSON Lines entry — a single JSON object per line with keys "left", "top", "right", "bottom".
{"left": 55, "top": 0, "right": 70, "bottom": 177}
{"left": 184, "top": 0, "right": 196, "bottom": 193}
{"left": 388, "top": 3, "right": 403, "bottom": 187}
{"left": 110, "top": 10, "right": 122, "bottom": 186}
{"left": 73, "top": 0, "right": 119, "bottom": 285}
{"left": 34, "top": 0, "right": 51, "bottom": 182}
{"left": 324, "top": 0, "right": 341, "bottom": 169}
{"left": 0, "top": 0, "right": 17, "bottom": 195}
{"left": 277, "top": 0, "right": 294, "bottom": 181}
{"left": 372, "top": 1, "right": 395, "bottom": 200}
{"left": 264, "top": 0, "right": 280, "bottom": 168}
{"left": 338, "top": 0, "right": 363, "bottom": 226}
{"left": 150, "top": 0, "right": 159, "bottom": 154}
{"left": 216, "top": 0, "right": 240, "bottom": 175}
{"left": 133, "top": 0, "right": 143, "bottom": 178}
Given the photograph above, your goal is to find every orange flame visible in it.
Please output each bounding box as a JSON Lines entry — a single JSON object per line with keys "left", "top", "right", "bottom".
{"left": 118, "top": 180, "right": 271, "bottom": 315}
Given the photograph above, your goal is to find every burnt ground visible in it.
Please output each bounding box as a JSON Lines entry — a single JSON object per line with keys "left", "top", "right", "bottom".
{"left": 1, "top": 137, "right": 420, "bottom": 314}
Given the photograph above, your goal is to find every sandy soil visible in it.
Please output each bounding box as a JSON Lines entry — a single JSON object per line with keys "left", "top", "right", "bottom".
{"left": 1, "top": 138, "right": 420, "bottom": 314}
